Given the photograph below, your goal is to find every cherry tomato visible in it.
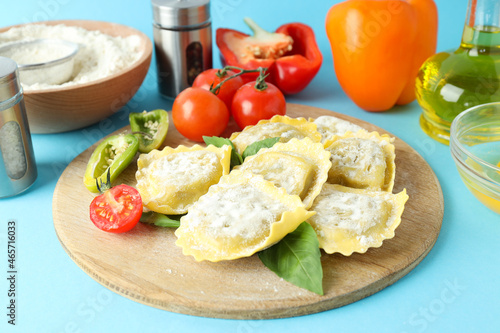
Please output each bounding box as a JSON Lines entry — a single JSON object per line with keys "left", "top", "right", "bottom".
{"left": 192, "top": 69, "right": 244, "bottom": 112}
{"left": 172, "top": 87, "right": 230, "bottom": 142}
{"left": 89, "top": 184, "right": 142, "bottom": 233}
{"left": 231, "top": 81, "right": 286, "bottom": 129}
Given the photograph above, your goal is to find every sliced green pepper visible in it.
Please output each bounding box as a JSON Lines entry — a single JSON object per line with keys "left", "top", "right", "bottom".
{"left": 129, "top": 109, "right": 169, "bottom": 153}
{"left": 83, "top": 134, "right": 139, "bottom": 193}
{"left": 140, "top": 211, "right": 182, "bottom": 228}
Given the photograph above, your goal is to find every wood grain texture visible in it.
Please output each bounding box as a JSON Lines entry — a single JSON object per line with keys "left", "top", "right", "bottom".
{"left": 52, "top": 103, "right": 443, "bottom": 319}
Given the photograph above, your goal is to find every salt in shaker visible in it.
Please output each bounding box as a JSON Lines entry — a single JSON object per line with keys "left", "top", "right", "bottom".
{"left": 151, "top": 0, "right": 212, "bottom": 99}
{"left": 0, "top": 56, "right": 37, "bottom": 198}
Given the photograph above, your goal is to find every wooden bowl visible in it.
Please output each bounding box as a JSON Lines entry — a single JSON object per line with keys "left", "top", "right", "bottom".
{"left": 0, "top": 20, "right": 153, "bottom": 134}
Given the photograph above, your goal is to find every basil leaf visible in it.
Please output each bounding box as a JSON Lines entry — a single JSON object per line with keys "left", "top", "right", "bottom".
{"left": 203, "top": 136, "right": 243, "bottom": 168}
{"left": 258, "top": 222, "right": 324, "bottom": 295}
{"left": 203, "top": 135, "right": 232, "bottom": 148}
{"left": 241, "top": 137, "right": 280, "bottom": 160}
{"left": 140, "top": 211, "right": 182, "bottom": 228}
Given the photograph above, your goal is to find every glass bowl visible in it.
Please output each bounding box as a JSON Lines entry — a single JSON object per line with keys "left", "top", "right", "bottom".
{"left": 0, "top": 39, "right": 79, "bottom": 85}
{"left": 450, "top": 102, "right": 500, "bottom": 214}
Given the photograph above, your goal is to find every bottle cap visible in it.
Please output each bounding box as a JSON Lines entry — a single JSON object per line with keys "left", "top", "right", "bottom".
{"left": 0, "top": 56, "right": 21, "bottom": 105}
{"left": 152, "top": 0, "right": 211, "bottom": 30}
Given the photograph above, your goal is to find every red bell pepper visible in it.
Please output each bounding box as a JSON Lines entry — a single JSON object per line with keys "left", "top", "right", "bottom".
{"left": 216, "top": 18, "right": 322, "bottom": 95}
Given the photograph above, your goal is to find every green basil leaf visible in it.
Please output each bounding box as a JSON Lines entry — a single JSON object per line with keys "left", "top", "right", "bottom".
{"left": 241, "top": 137, "right": 280, "bottom": 160}
{"left": 258, "top": 222, "right": 323, "bottom": 295}
{"left": 203, "top": 135, "right": 232, "bottom": 148}
{"left": 140, "top": 211, "right": 182, "bottom": 228}
{"left": 203, "top": 136, "right": 243, "bottom": 168}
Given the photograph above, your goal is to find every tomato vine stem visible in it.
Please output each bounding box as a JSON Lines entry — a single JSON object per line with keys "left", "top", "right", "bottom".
{"left": 210, "top": 66, "right": 268, "bottom": 95}
{"left": 253, "top": 67, "right": 269, "bottom": 91}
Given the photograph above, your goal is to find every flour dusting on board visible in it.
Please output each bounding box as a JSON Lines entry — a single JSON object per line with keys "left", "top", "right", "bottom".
{"left": 0, "top": 24, "right": 143, "bottom": 90}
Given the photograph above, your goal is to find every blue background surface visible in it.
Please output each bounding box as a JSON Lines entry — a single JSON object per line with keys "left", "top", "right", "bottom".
{"left": 1, "top": 0, "right": 499, "bottom": 332}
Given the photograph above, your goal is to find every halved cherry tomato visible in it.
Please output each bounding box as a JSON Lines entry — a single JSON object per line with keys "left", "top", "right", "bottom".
{"left": 89, "top": 184, "right": 142, "bottom": 233}
{"left": 192, "top": 68, "right": 244, "bottom": 112}
{"left": 172, "top": 87, "right": 230, "bottom": 142}
{"left": 231, "top": 81, "right": 286, "bottom": 129}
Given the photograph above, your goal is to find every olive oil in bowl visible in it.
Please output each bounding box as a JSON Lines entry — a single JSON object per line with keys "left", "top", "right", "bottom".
{"left": 450, "top": 102, "right": 500, "bottom": 215}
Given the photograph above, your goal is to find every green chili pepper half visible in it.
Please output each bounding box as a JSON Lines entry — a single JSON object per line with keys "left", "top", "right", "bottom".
{"left": 129, "top": 109, "right": 169, "bottom": 153}
{"left": 83, "top": 134, "right": 139, "bottom": 193}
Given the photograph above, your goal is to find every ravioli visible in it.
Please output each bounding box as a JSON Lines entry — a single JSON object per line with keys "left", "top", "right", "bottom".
{"left": 311, "top": 115, "right": 364, "bottom": 144}
{"left": 135, "top": 144, "right": 231, "bottom": 214}
{"left": 175, "top": 170, "right": 315, "bottom": 262}
{"left": 229, "top": 115, "right": 322, "bottom": 155}
{"left": 324, "top": 130, "right": 396, "bottom": 192}
{"left": 308, "top": 184, "right": 408, "bottom": 255}
{"left": 236, "top": 138, "right": 331, "bottom": 209}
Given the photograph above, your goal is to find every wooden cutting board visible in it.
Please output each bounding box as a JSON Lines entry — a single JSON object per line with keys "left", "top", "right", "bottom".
{"left": 52, "top": 103, "right": 443, "bottom": 319}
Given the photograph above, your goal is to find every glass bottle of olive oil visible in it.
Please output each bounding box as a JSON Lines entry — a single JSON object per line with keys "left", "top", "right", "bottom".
{"left": 416, "top": 0, "right": 500, "bottom": 144}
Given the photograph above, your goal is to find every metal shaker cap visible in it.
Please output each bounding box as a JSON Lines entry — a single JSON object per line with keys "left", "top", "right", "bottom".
{"left": 152, "top": 0, "right": 211, "bottom": 29}
{"left": 0, "top": 56, "right": 21, "bottom": 104}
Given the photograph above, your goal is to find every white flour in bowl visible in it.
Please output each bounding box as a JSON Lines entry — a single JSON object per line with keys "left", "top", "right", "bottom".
{"left": 0, "top": 24, "right": 143, "bottom": 90}
{"left": 1, "top": 40, "right": 74, "bottom": 65}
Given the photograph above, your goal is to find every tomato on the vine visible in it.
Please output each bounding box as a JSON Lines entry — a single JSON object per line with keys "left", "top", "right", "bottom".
{"left": 172, "top": 87, "right": 230, "bottom": 142}
{"left": 89, "top": 184, "right": 142, "bottom": 233}
{"left": 231, "top": 81, "right": 286, "bottom": 129}
{"left": 192, "top": 68, "right": 244, "bottom": 112}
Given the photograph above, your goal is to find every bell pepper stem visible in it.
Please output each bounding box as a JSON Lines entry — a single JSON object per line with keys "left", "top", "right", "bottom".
{"left": 96, "top": 168, "right": 112, "bottom": 193}
{"left": 244, "top": 17, "right": 274, "bottom": 40}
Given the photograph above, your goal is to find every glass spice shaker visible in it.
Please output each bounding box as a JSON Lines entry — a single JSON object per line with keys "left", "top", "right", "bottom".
{"left": 0, "top": 56, "right": 37, "bottom": 198}
{"left": 151, "top": 0, "right": 212, "bottom": 99}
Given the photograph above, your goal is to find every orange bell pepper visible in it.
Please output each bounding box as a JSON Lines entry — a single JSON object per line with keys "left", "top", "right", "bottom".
{"left": 325, "top": 0, "right": 438, "bottom": 111}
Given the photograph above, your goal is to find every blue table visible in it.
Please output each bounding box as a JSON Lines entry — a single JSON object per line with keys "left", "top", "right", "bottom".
{"left": 1, "top": 1, "right": 499, "bottom": 332}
